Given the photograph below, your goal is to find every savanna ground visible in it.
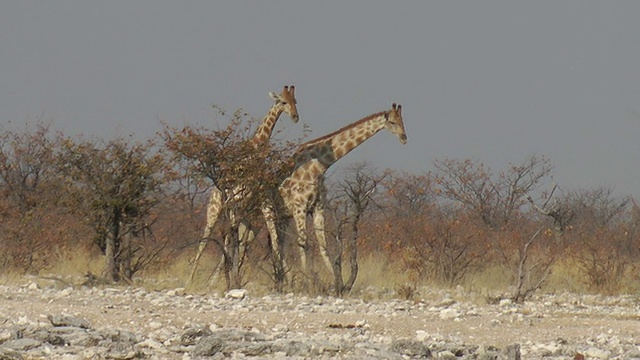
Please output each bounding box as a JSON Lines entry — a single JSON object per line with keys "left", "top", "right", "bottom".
{"left": 2, "top": 250, "right": 639, "bottom": 355}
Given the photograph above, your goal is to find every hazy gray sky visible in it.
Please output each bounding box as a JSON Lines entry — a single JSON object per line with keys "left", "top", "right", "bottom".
{"left": 1, "top": 2, "right": 639, "bottom": 196}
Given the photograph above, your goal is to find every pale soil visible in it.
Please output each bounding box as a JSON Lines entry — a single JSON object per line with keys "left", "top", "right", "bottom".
{"left": 2, "top": 277, "right": 639, "bottom": 356}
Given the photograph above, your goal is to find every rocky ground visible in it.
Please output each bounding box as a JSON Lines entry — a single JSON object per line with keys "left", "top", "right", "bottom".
{"left": 0, "top": 277, "right": 639, "bottom": 359}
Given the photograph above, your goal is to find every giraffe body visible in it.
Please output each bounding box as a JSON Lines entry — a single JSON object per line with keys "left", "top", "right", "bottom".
{"left": 188, "top": 86, "right": 299, "bottom": 285}
{"left": 269, "top": 104, "right": 407, "bottom": 277}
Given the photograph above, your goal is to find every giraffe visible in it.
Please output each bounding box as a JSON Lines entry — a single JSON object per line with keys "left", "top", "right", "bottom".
{"left": 267, "top": 103, "right": 406, "bottom": 279}
{"left": 188, "top": 85, "right": 299, "bottom": 285}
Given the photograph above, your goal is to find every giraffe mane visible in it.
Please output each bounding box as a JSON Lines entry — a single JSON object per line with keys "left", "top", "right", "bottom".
{"left": 299, "top": 110, "right": 388, "bottom": 150}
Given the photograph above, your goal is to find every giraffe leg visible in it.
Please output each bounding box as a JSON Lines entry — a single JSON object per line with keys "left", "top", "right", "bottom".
{"left": 214, "top": 208, "right": 243, "bottom": 289}
{"left": 313, "top": 202, "right": 334, "bottom": 278}
{"left": 261, "top": 204, "right": 289, "bottom": 289}
{"left": 237, "top": 220, "right": 255, "bottom": 258}
{"left": 292, "top": 209, "right": 309, "bottom": 274}
{"left": 188, "top": 187, "right": 223, "bottom": 286}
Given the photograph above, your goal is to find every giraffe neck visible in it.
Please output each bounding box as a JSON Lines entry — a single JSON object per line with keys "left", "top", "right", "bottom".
{"left": 251, "top": 105, "right": 283, "bottom": 146}
{"left": 297, "top": 111, "right": 387, "bottom": 172}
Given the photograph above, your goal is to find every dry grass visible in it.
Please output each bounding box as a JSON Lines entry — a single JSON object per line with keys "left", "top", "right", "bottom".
{"left": 43, "top": 246, "right": 104, "bottom": 279}
{"left": 354, "top": 253, "right": 407, "bottom": 289}
{"left": 4, "top": 246, "right": 639, "bottom": 299}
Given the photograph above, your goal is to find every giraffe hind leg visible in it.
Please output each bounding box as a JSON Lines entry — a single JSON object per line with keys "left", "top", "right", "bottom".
{"left": 188, "top": 188, "right": 223, "bottom": 286}
{"left": 292, "top": 209, "right": 309, "bottom": 274}
{"left": 313, "top": 204, "right": 334, "bottom": 278}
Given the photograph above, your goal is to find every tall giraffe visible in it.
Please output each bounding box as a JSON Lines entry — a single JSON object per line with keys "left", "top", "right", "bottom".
{"left": 188, "top": 85, "right": 299, "bottom": 285}
{"left": 268, "top": 103, "right": 406, "bottom": 278}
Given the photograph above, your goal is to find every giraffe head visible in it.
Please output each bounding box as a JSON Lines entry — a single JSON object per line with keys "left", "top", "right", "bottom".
{"left": 269, "top": 85, "right": 299, "bottom": 123}
{"left": 385, "top": 103, "right": 407, "bottom": 144}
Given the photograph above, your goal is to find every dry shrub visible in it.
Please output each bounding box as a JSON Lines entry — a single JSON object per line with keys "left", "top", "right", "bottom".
{"left": 0, "top": 205, "right": 90, "bottom": 274}
{"left": 572, "top": 232, "right": 634, "bottom": 294}
{"left": 395, "top": 282, "right": 420, "bottom": 300}
{"left": 397, "top": 210, "right": 488, "bottom": 286}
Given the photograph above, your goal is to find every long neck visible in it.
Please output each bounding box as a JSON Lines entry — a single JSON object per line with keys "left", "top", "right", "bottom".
{"left": 251, "top": 104, "right": 283, "bottom": 146}
{"left": 298, "top": 112, "right": 386, "bottom": 172}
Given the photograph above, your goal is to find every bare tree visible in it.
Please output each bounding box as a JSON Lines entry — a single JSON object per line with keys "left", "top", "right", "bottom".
{"left": 510, "top": 226, "right": 553, "bottom": 303}
{"left": 435, "top": 156, "right": 555, "bottom": 298}
{"left": 434, "top": 156, "right": 552, "bottom": 227}
{"left": 326, "top": 162, "right": 386, "bottom": 295}
{"left": 526, "top": 183, "right": 574, "bottom": 241}
{"left": 504, "top": 183, "right": 574, "bottom": 302}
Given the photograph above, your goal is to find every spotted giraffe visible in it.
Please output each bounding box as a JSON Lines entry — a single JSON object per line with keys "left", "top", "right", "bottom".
{"left": 188, "top": 85, "right": 299, "bottom": 285}
{"left": 264, "top": 103, "right": 406, "bottom": 279}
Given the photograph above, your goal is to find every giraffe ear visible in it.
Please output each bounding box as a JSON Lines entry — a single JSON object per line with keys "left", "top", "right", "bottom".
{"left": 269, "top": 92, "right": 280, "bottom": 101}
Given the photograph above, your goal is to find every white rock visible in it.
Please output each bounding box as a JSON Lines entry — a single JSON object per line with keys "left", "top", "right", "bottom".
{"left": 499, "top": 298, "right": 513, "bottom": 307}
{"left": 415, "top": 330, "right": 429, "bottom": 342}
{"left": 438, "top": 298, "right": 457, "bottom": 307}
{"left": 166, "top": 287, "right": 186, "bottom": 296}
{"left": 138, "top": 338, "right": 164, "bottom": 349}
{"left": 530, "top": 342, "right": 561, "bottom": 356}
{"left": 439, "top": 308, "right": 459, "bottom": 320}
{"left": 225, "top": 289, "right": 247, "bottom": 300}
{"left": 60, "top": 287, "right": 73, "bottom": 297}
{"left": 584, "top": 347, "right": 612, "bottom": 359}
{"left": 27, "top": 282, "right": 40, "bottom": 290}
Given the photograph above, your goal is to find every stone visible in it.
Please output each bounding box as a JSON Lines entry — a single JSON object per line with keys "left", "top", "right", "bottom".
{"left": 584, "top": 347, "right": 611, "bottom": 359}
{"left": 390, "top": 339, "right": 431, "bottom": 358}
{"left": 225, "top": 289, "right": 248, "bottom": 300}
{"left": 47, "top": 314, "right": 91, "bottom": 329}
{"left": 0, "top": 348, "right": 24, "bottom": 360}
{"left": 500, "top": 343, "right": 521, "bottom": 360}
{"left": 192, "top": 336, "right": 225, "bottom": 357}
{"left": 2, "top": 338, "right": 42, "bottom": 351}
{"left": 180, "top": 326, "right": 212, "bottom": 346}
{"left": 0, "top": 279, "right": 638, "bottom": 360}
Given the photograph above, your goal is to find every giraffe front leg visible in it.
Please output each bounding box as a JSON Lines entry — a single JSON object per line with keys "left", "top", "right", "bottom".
{"left": 188, "top": 187, "right": 223, "bottom": 286}
{"left": 313, "top": 203, "right": 335, "bottom": 278}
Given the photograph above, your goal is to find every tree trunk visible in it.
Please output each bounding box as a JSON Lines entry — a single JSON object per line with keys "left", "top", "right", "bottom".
{"left": 223, "top": 224, "right": 242, "bottom": 290}
{"left": 120, "top": 229, "right": 133, "bottom": 283}
{"left": 343, "top": 214, "right": 360, "bottom": 294}
{"left": 103, "top": 211, "right": 121, "bottom": 282}
{"left": 332, "top": 244, "right": 344, "bottom": 296}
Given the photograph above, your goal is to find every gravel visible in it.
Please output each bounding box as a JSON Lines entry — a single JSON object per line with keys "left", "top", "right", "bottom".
{"left": 0, "top": 277, "right": 639, "bottom": 359}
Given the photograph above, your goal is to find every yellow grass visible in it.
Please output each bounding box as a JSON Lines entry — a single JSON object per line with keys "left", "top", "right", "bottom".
{"left": 3, "top": 246, "right": 638, "bottom": 298}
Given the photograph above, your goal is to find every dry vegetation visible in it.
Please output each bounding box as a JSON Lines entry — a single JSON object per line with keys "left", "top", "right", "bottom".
{"left": 1, "top": 118, "right": 639, "bottom": 301}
